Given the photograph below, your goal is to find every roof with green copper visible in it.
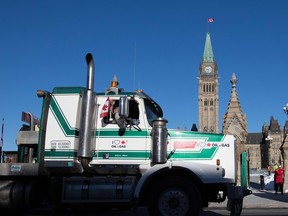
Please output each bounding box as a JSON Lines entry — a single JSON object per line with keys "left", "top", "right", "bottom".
{"left": 202, "top": 32, "right": 214, "bottom": 63}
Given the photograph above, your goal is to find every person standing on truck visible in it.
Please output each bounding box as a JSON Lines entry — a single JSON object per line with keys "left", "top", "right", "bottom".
{"left": 109, "top": 99, "right": 117, "bottom": 122}
{"left": 274, "top": 165, "right": 284, "bottom": 195}
{"left": 109, "top": 99, "right": 126, "bottom": 129}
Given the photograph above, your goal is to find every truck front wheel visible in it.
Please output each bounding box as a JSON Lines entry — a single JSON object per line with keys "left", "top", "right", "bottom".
{"left": 147, "top": 176, "right": 202, "bottom": 216}
{"left": 229, "top": 199, "right": 243, "bottom": 216}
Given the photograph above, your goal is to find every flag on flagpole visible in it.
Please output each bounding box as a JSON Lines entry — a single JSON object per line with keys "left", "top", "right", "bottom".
{"left": 208, "top": 18, "right": 215, "bottom": 23}
{"left": 0, "top": 118, "right": 4, "bottom": 147}
{"left": 100, "top": 97, "right": 110, "bottom": 118}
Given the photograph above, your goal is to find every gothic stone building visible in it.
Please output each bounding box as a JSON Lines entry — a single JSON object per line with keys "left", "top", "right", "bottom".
{"left": 245, "top": 117, "right": 283, "bottom": 170}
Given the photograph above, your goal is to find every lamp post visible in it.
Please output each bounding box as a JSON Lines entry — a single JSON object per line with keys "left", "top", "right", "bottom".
{"left": 283, "top": 103, "right": 288, "bottom": 117}
{"left": 282, "top": 103, "right": 288, "bottom": 193}
{"left": 265, "top": 134, "right": 272, "bottom": 165}
{"left": 281, "top": 104, "right": 288, "bottom": 166}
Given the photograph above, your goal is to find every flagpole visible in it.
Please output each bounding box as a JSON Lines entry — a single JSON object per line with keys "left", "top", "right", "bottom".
{"left": 207, "top": 19, "right": 210, "bottom": 32}
{"left": 0, "top": 118, "right": 3, "bottom": 163}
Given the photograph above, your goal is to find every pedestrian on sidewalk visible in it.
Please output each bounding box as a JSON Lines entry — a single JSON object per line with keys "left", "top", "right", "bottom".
{"left": 274, "top": 165, "right": 284, "bottom": 195}
{"left": 273, "top": 163, "right": 279, "bottom": 191}
{"left": 267, "top": 164, "right": 271, "bottom": 175}
{"left": 273, "top": 163, "right": 278, "bottom": 172}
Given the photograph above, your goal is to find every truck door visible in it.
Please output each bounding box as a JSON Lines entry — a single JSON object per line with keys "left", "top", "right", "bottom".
{"left": 91, "top": 96, "right": 150, "bottom": 166}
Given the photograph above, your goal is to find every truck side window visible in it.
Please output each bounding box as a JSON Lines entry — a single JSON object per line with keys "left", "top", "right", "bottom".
{"left": 128, "top": 100, "right": 139, "bottom": 120}
{"left": 144, "top": 98, "right": 163, "bottom": 127}
{"left": 103, "top": 99, "right": 140, "bottom": 126}
{"left": 109, "top": 99, "right": 119, "bottom": 124}
{"left": 102, "top": 99, "right": 119, "bottom": 124}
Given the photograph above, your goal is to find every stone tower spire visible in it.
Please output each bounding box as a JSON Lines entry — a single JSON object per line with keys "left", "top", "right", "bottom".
{"left": 198, "top": 32, "right": 219, "bottom": 133}
{"left": 202, "top": 32, "right": 214, "bottom": 63}
{"left": 222, "top": 73, "right": 247, "bottom": 139}
{"left": 222, "top": 73, "right": 248, "bottom": 185}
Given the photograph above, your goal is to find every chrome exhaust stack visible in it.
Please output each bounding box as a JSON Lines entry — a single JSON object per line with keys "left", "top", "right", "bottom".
{"left": 151, "top": 118, "right": 168, "bottom": 165}
{"left": 86, "top": 53, "right": 94, "bottom": 91}
{"left": 78, "top": 53, "right": 97, "bottom": 169}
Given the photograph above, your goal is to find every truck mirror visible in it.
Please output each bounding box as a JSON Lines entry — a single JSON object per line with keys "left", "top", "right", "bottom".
{"left": 113, "top": 96, "right": 129, "bottom": 130}
{"left": 119, "top": 96, "right": 129, "bottom": 118}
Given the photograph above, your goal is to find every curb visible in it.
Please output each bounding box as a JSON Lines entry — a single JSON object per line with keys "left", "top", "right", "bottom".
{"left": 208, "top": 190, "right": 288, "bottom": 209}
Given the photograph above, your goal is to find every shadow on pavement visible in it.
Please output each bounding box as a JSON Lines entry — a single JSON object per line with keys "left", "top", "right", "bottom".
{"left": 249, "top": 181, "right": 260, "bottom": 190}
{"left": 201, "top": 210, "right": 225, "bottom": 216}
{"left": 252, "top": 191, "right": 288, "bottom": 203}
{"left": 249, "top": 180, "right": 288, "bottom": 203}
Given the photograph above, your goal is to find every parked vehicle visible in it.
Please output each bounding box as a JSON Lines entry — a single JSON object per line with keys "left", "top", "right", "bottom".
{"left": 0, "top": 53, "right": 251, "bottom": 215}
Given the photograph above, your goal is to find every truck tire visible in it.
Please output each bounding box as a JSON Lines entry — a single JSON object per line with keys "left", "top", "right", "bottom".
{"left": 229, "top": 199, "right": 243, "bottom": 216}
{"left": 147, "top": 176, "right": 202, "bottom": 216}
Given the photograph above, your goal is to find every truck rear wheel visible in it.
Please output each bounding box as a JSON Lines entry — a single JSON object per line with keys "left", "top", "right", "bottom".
{"left": 147, "top": 176, "right": 202, "bottom": 216}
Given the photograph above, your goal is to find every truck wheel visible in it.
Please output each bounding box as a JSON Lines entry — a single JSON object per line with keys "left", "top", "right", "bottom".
{"left": 147, "top": 176, "right": 202, "bottom": 216}
{"left": 230, "top": 199, "right": 243, "bottom": 216}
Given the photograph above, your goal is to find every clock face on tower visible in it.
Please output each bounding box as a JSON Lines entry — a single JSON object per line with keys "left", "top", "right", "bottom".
{"left": 204, "top": 66, "right": 212, "bottom": 73}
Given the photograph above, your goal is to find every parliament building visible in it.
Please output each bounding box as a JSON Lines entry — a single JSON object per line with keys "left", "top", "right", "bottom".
{"left": 197, "top": 32, "right": 283, "bottom": 170}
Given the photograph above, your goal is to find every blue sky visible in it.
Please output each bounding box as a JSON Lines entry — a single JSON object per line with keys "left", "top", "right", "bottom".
{"left": 1, "top": 0, "right": 288, "bottom": 151}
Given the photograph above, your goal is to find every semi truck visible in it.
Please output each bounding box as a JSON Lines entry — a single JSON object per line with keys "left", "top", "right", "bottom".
{"left": 0, "top": 53, "right": 251, "bottom": 215}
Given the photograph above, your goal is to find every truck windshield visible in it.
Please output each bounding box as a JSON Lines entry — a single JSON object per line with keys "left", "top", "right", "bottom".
{"left": 143, "top": 98, "right": 163, "bottom": 127}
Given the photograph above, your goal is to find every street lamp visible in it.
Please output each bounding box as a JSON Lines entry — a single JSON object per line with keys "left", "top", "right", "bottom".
{"left": 265, "top": 134, "right": 273, "bottom": 147}
{"left": 282, "top": 103, "right": 288, "bottom": 191}
{"left": 265, "top": 134, "right": 273, "bottom": 165}
{"left": 283, "top": 103, "right": 288, "bottom": 116}
{"left": 281, "top": 103, "right": 288, "bottom": 167}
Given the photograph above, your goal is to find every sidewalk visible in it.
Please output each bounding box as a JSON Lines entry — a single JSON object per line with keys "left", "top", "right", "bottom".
{"left": 209, "top": 188, "right": 288, "bottom": 209}
{"left": 208, "top": 173, "right": 288, "bottom": 209}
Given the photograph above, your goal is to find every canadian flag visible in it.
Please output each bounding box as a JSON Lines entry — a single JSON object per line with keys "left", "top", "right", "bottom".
{"left": 100, "top": 97, "right": 110, "bottom": 118}
{"left": 208, "top": 18, "right": 214, "bottom": 23}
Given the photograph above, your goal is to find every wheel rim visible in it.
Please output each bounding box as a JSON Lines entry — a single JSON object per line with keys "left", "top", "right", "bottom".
{"left": 158, "top": 189, "right": 189, "bottom": 216}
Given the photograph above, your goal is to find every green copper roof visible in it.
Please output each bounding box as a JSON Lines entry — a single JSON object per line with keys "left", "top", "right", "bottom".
{"left": 202, "top": 32, "right": 214, "bottom": 63}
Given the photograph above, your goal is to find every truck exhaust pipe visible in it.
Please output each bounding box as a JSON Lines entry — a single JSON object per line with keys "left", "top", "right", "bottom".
{"left": 151, "top": 118, "right": 168, "bottom": 165}
{"left": 78, "top": 53, "right": 97, "bottom": 170}
{"left": 86, "top": 53, "right": 94, "bottom": 91}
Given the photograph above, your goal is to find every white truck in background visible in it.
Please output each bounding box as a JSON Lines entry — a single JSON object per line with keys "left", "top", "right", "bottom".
{"left": 0, "top": 53, "right": 251, "bottom": 216}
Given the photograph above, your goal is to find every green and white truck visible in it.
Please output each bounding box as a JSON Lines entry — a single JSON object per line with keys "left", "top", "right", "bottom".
{"left": 0, "top": 53, "right": 251, "bottom": 216}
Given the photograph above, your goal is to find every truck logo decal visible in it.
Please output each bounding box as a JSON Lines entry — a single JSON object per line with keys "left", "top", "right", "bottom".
{"left": 111, "top": 140, "right": 127, "bottom": 148}
{"left": 174, "top": 141, "right": 197, "bottom": 149}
